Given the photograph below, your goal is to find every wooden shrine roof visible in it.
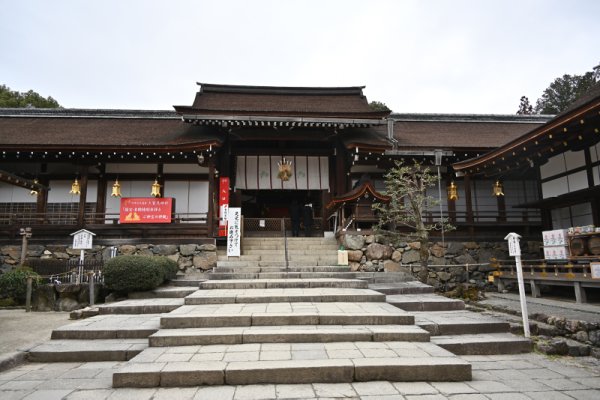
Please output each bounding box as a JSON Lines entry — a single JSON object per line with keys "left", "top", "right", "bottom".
{"left": 0, "top": 109, "right": 222, "bottom": 151}
{"left": 452, "top": 82, "right": 600, "bottom": 176}
{"left": 174, "top": 83, "right": 390, "bottom": 120}
{"left": 326, "top": 181, "right": 390, "bottom": 210}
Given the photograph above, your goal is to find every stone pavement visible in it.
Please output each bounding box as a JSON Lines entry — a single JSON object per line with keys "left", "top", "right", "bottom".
{"left": 479, "top": 292, "right": 600, "bottom": 324}
{"left": 0, "top": 352, "right": 599, "bottom": 399}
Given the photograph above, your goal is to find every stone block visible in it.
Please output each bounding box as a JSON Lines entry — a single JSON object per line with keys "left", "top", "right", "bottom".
{"left": 353, "top": 357, "right": 471, "bottom": 382}
{"left": 119, "top": 245, "right": 137, "bottom": 255}
{"left": 347, "top": 250, "right": 363, "bottom": 262}
{"left": 179, "top": 244, "right": 197, "bottom": 256}
{"left": 113, "top": 362, "right": 164, "bottom": 387}
{"left": 153, "top": 245, "right": 177, "bottom": 255}
{"left": 365, "top": 243, "right": 393, "bottom": 260}
{"left": 225, "top": 359, "right": 354, "bottom": 384}
{"left": 343, "top": 234, "right": 365, "bottom": 250}
{"left": 160, "top": 361, "right": 225, "bottom": 386}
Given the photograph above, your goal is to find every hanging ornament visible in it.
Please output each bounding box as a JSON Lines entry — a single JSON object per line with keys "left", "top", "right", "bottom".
{"left": 111, "top": 179, "right": 122, "bottom": 197}
{"left": 69, "top": 178, "right": 81, "bottom": 195}
{"left": 277, "top": 157, "right": 293, "bottom": 181}
{"left": 151, "top": 179, "right": 161, "bottom": 197}
{"left": 447, "top": 181, "right": 458, "bottom": 201}
{"left": 30, "top": 179, "right": 40, "bottom": 196}
{"left": 493, "top": 180, "right": 504, "bottom": 197}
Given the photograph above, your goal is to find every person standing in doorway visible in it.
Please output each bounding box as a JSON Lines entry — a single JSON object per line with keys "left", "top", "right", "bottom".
{"left": 289, "top": 199, "right": 301, "bottom": 237}
{"left": 302, "top": 200, "right": 313, "bottom": 237}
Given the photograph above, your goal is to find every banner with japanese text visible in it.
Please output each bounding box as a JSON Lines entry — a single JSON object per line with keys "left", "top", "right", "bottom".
{"left": 227, "top": 207, "right": 241, "bottom": 257}
{"left": 218, "top": 177, "right": 230, "bottom": 236}
{"left": 119, "top": 198, "right": 172, "bottom": 224}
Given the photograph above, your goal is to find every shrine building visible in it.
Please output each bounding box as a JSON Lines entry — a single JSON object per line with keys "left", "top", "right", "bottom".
{"left": 0, "top": 83, "right": 552, "bottom": 246}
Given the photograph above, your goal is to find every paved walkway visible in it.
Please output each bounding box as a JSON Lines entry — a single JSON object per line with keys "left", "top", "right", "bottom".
{"left": 2, "top": 291, "right": 600, "bottom": 399}
{"left": 479, "top": 292, "right": 600, "bottom": 324}
{"left": 0, "top": 351, "right": 599, "bottom": 399}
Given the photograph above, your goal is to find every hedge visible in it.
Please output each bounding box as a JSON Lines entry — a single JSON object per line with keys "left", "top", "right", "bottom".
{"left": 103, "top": 256, "right": 165, "bottom": 294}
{"left": 0, "top": 267, "right": 41, "bottom": 304}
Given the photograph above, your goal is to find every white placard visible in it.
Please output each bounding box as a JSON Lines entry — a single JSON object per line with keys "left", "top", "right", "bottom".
{"left": 504, "top": 232, "right": 521, "bottom": 256}
{"left": 227, "top": 207, "right": 242, "bottom": 257}
{"left": 591, "top": 262, "right": 600, "bottom": 279}
{"left": 71, "top": 229, "right": 95, "bottom": 250}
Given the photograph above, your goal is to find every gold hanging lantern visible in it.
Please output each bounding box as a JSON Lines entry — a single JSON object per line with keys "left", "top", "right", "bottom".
{"left": 69, "top": 178, "right": 81, "bottom": 195}
{"left": 111, "top": 179, "right": 122, "bottom": 197}
{"left": 447, "top": 181, "right": 458, "bottom": 201}
{"left": 151, "top": 179, "right": 161, "bottom": 197}
{"left": 493, "top": 180, "right": 504, "bottom": 197}
{"left": 30, "top": 179, "right": 40, "bottom": 196}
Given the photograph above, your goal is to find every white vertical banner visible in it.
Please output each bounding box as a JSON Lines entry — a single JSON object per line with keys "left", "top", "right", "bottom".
{"left": 295, "top": 156, "right": 308, "bottom": 189}
{"left": 227, "top": 207, "right": 241, "bottom": 257}
{"left": 258, "top": 156, "right": 272, "bottom": 189}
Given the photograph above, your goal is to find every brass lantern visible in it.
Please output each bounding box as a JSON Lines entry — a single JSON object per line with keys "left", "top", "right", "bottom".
{"left": 69, "top": 178, "right": 81, "bottom": 195}
{"left": 493, "top": 180, "right": 504, "bottom": 197}
{"left": 447, "top": 181, "right": 458, "bottom": 201}
{"left": 30, "top": 179, "right": 39, "bottom": 196}
{"left": 151, "top": 179, "right": 161, "bottom": 197}
{"left": 111, "top": 179, "right": 122, "bottom": 197}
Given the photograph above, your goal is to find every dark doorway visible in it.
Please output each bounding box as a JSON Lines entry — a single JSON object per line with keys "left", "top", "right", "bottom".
{"left": 240, "top": 190, "right": 321, "bottom": 219}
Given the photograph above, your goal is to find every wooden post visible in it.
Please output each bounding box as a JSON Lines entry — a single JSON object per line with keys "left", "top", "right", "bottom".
{"left": 207, "top": 162, "right": 215, "bottom": 237}
{"left": 25, "top": 276, "right": 33, "bottom": 312}
{"left": 88, "top": 272, "right": 95, "bottom": 306}
{"left": 77, "top": 168, "right": 88, "bottom": 227}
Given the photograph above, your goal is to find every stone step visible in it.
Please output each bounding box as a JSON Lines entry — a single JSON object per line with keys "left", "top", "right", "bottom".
{"left": 51, "top": 314, "right": 160, "bottom": 340}
{"left": 160, "top": 302, "right": 414, "bottom": 329}
{"left": 113, "top": 341, "right": 471, "bottom": 387}
{"left": 170, "top": 278, "right": 207, "bottom": 287}
{"left": 184, "top": 288, "right": 386, "bottom": 305}
{"left": 356, "top": 273, "right": 415, "bottom": 283}
{"left": 128, "top": 286, "right": 198, "bottom": 299}
{"left": 217, "top": 255, "right": 262, "bottom": 261}
{"left": 414, "top": 311, "right": 510, "bottom": 336}
{"left": 216, "top": 261, "right": 260, "bottom": 268}
{"left": 28, "top": 339, "right": 147, "bottom": 362}
{"left": 215, "top": 266, "right": 351, "bottom": 274}
{"left": 369, "top": 281, "right": 435, "bottom": 294}
{"left": 207, "top": 272, "right": 361, "bottom": 280}
{"left": 431, "top": 333, "right": 533, "bottom": 355}
{"left": 97, "top": 298, "right": 184, "bottom": 314}
{"left": 149, "top": 325, "right": 430, "bottom": 347}
{"left": 199, "top": 278, "right": 369, "bottom": 290}
{"left": 387, "top": 294, "right": 465, "bottom": 312}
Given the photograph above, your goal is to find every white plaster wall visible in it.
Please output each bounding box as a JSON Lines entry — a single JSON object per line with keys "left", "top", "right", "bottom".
{"left": 48, "top": 180, "right": 98, "bottom": 203}
{"left": 0, "top": 182, "right": 36, "bottom": 203}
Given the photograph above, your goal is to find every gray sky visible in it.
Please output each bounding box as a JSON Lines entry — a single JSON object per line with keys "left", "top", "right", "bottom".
{"left": 1, "top": 0, "right": 598, "bottom": 114}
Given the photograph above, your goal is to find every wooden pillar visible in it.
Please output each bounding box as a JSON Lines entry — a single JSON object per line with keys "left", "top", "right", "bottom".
{"left": 464, "top": 175, "right": 473, "bottom": 223}
{"left": 77, "top": 167, "right": 88, "bottom": 227}
{"left": 464, "top": 175, "right": 474, "bottom": 237}
{"left": 207, "top": 162, "right": 215, "bottom": 238}
{"left": 497, "top": 192, "right": 506, "bottom": 222}
{"left": 96, "top": 164, "right": 107, "bottom": 224}
{"left": 36, "top": 177, "right": 49, "bottom": 223}
{"left": 335, "top": 142, "right": 349, "bottom": 196}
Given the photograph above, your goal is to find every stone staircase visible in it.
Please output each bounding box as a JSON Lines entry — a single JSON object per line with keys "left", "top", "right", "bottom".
{"left": 27, "top": 236, "right": 531, "bottom": 388}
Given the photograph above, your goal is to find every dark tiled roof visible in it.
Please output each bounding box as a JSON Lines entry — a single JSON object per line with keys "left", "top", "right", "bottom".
{"left": 0, "top": 109, "right": 220, "bottom": 149}
{"left": 390, "top": 119, "right": 548, "bottom": 149}
{"left": 174, "top": 83, "right": 389, "bottom": 119}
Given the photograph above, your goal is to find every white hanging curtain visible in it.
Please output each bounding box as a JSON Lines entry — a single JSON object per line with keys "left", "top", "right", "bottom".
{"left": 235, "top": 155, "right": 329, "bottom": 190}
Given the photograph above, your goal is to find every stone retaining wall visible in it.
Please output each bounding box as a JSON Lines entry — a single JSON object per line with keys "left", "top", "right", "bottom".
{"left": 340, "top": 233, "right": 541, "bottom": 290}
{"left": 0, "top": 243, "right": 218, "bottom": 274}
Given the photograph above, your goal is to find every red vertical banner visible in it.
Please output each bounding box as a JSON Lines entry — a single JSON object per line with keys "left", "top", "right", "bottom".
{"left": 218, "top": 177, "right": 230, "bottom": 237}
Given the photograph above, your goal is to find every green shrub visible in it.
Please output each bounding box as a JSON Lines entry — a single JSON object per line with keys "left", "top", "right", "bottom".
{"left": 0, "top": 267, "right": 41, "bottom": 304}
{"left": 103, "top": 256, "right": 164, "bottom": 294}
{"left": 153, "top": 257, "right": 179, "bottom": 282}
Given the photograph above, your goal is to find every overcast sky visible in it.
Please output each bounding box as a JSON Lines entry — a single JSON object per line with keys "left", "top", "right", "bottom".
{"left": 1, "top": 0, "right": 598, "bottom": 114}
